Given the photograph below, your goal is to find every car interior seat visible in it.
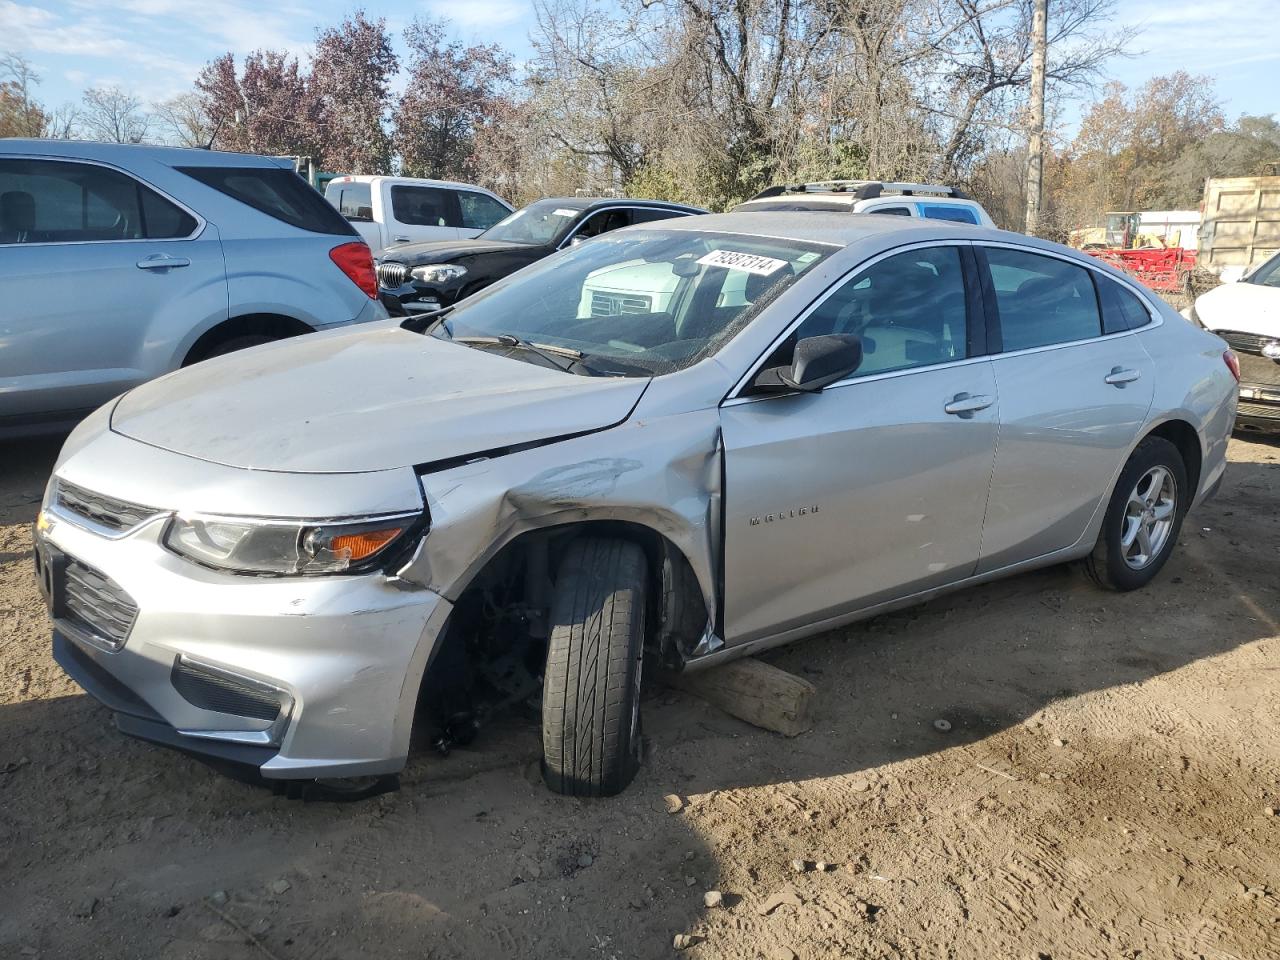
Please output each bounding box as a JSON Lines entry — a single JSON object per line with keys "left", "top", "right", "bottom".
{"left": 0, "top": 190, "right": 36, "bottom": 243}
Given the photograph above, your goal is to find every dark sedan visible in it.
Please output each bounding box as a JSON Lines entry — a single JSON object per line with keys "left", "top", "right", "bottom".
{"left": 375, "top": 196, "right": 706, "bottom": 315}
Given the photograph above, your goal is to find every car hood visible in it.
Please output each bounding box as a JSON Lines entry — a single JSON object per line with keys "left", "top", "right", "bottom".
{"left": 1196, "top": 281, "right": 1280, "bottom": 337}
{"left": 381, "top": 238, "right": 538, "bottom": 265}
{"left": 110, "top": 324, "right": 649, "bottom": 474}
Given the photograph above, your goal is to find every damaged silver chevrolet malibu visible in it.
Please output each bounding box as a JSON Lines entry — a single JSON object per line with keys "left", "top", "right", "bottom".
{"left": 35, "top": 212, "right": 1237, "bottom": 798}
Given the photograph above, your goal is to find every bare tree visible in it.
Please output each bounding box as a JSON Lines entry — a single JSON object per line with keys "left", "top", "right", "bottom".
{"left": 0, "top": 51, "right": 48, "bottom": 137}
{"left": 153, "top": 92, "right": 216, "bottom": 147}
{"left": 79, "top": 86, "right": 150, "bottom": 143}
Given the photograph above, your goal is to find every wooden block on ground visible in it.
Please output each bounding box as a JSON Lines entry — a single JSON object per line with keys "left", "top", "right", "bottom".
{"left": 664, "top": 657, "right": 815, "bottom": 737}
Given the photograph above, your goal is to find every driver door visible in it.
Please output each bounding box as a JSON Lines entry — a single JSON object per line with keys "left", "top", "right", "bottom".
{"left": 718, "top": 243, "right": 999, "bottom": 645}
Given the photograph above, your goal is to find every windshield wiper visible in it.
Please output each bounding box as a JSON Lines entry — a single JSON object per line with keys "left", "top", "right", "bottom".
{"left": 402, "top": 304, "right": 455, "bottom": 334}
{"left": 453, "top": 334, "right": 599, "bottom": 376}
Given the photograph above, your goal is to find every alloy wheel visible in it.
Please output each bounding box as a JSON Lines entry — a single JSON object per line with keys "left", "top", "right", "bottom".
{"left": 1120, "top": 465, "right": 1177, "bottom": 570}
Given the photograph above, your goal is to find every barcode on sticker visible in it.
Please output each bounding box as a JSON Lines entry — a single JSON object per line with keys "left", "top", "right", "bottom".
{"left": 696, "top": 250, "right": 788, "bottom": 276}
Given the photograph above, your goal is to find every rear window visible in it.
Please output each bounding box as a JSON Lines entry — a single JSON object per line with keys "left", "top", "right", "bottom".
{"left": 178, "top": 166, "right": 356, "bottom": 236}
{"left": 1097, "top": 276, "right": 1153, "bottom": 333}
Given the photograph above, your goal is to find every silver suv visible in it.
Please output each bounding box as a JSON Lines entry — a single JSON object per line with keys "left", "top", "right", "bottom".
{"left": 0, "top": 140, "right": 386, "bottom": 436}
{"left": 36, "top": 212, "right": 1237, "bottom": 799}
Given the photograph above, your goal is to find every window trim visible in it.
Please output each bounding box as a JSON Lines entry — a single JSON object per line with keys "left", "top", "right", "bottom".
{"left": 0, "top": 153, "right": 205, "bottom": 247}
{"left": 973, "top": 241, "right": 1162, "bottom": 362}
{"left": 725, "top": 238, "right": 985, "bottom": 404}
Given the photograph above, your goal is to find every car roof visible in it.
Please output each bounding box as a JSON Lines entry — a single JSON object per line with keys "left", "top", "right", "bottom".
{"left": 531, "top": 197, "right": 707, "bottom": 214}
{"left": 328, "top": 174, "right": 502, "bottom": 192}
{"left": 0, "top": 138, "right": 291, "bottom": 168}
{"left": 640, "top": 209, "right": 1091, "bottom": 259}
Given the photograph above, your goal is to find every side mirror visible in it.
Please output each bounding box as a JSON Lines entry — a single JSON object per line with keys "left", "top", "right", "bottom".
{"left": 752, "top": 334, "right": 863, "bottom": 394}
{"left": 569, "top": 235, "right": 587, "bottom": 247}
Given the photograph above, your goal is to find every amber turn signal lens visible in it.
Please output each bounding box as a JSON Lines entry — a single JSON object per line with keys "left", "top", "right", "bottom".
{"left": 329, "top": 527, "right": 403, "bottom": 561}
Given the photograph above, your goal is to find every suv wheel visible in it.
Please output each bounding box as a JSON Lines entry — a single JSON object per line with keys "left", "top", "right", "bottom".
{"left": 541, "top": 538, "right": 647, "bottom": 797}
{"left": 1084, "top": 436, "right": 1188, "bottom": 591}
{"left": 198, "top": 334, "right": 277, "bottom": 360}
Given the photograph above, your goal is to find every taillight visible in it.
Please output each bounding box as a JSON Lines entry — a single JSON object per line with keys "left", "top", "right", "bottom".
{"left": 1223, "top": 349, "right": 1241, "bottom": 382}
{"left": 329, "top": 242, "right": 377, "bottom": 299}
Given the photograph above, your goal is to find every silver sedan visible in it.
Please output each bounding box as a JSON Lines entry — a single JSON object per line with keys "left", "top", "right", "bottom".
{"left": 35, "top": 212, "right": 1238, "bottom": 798}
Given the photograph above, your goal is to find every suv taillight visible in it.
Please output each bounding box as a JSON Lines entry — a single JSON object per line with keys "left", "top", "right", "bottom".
{"left": 329, "top": 242, "right": 377, "bottom": 299}
{"left": 1224, "top": 349, "right": 1241, "bottom": 383}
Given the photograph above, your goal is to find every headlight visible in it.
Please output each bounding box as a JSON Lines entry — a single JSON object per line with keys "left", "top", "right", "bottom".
{"left": 410, "top": 263, "right": 467, "bottom": 284}
{"left": 163, "top": 512, "right": 423, "bottom": 576}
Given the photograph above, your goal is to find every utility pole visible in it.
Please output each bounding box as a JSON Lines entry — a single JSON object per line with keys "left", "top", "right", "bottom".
{"left": 1024, "top": 0, "right": 1047, "bottom": 235}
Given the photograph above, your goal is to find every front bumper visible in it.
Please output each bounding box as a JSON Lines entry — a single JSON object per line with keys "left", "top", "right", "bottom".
{"left": 38, "top": 509, "right": 452, "bottom": 779}
{"left": 379, "top": 279, "right": 459, "bottom": 316}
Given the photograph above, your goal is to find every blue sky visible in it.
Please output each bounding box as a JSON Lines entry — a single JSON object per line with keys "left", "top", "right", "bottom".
{"left": 6, "top": 0, "right": 1279, "bottom": 130}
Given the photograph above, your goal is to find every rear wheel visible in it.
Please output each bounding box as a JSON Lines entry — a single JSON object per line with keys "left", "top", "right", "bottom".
{"left": 1084, "top": 436, "right": 1188, "bottom": 591}
{"left": 196, "top": 334, "right": 277, "bottom": 361}
{"left": 541, "top": 538, "right": 647, "bottom": 797}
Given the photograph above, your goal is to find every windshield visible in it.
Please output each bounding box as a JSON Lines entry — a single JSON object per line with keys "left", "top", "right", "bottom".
{"left": 479, "top": 199, "right": 587, "bottom": 245}
{"left": 1246, "top": 251, "right": 1280, "bottom": 288}
{"left": 430, "top": 229, "right": 834, "bottom": 376}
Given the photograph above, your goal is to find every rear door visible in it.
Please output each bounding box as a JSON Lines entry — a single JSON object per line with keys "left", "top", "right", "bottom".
{"left": 719, "top": 242, "right": 1000, "bottom": 644}
{"left": 0, "top": 156, "right": 225, "bottom": 423}
{"left": 384, "top": 183, "right": 462, "bottom": 246}
{"left": 974, "top": 244, "right": 1155, "bottom": 572}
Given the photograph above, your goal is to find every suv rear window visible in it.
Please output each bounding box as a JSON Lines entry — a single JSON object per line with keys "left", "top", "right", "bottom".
{"left": 177, "top": 166, "right": 356, "bottom": 236}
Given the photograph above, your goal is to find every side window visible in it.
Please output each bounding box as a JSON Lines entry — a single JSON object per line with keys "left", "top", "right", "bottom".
{"left": 390, "top": 185, "right": 457, "bottom": 227}
{"left": 0, "top": 158, "right": 195, "bottom": 244}
{"left": 629, "top": 207, "right": 686, "bottom": 224}
{"left": 331, "top": 182, "right": 373, "bottom": 221}
{"left": 784, "top": 246, "right": 969, "bottom": 377}
{"left": 575, "top": 209, "right": 632, "bottom": 240}
{"left": 1097, "top": 276, "right": 1153, "bottom": 334}
{"left": 983, "top": 247, "right": 1102, "bottom": 351}
{"left": 919, "top": 203, "right": 978, "bottom": 225}
{"left": 458, "top": 191, "right": 510, "bottom": 230}
{"left": 872, "top": 206, "right": 913, "bottom": 216}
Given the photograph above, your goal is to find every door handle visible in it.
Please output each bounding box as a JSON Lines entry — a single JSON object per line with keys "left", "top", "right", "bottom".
{"left": 944, "top": 393, "right": 994, "bottom": 417}
{"left": 392, "top": 236, "right": 411, "bottom": 243}
{"left": 136, "top": 254, "right": 190, "bottom": 270}
{"left": 1104, "top": 366, "right": 1141, "bottom": 386}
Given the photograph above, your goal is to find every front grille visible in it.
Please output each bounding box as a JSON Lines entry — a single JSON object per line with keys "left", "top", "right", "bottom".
{"left": 377, "top": 261, "right": 408, "bottom": 288}
{"left": 172, "top": 660, "right": 283, "bottom": 722}
{"left": 590, "top": 291, "right": 653, "bottom": 317}
{"left": 1238, "top": 399, "right": 1280, "bottom": 420}
{"left": 55, "top": 480, "right": 159, "bottom": 533}
{"left": 62, "top": 558, "right": 138, "bottom": 650}
{"left": 1218, "top": 330, "right": 1279, "bottom": 355}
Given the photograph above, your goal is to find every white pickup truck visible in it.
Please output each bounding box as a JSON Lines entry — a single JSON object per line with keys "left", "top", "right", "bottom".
{"left": 324, "top": 176, "right": 513, "bottom": 255}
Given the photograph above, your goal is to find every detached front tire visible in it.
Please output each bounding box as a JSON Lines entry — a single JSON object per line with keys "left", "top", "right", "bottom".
{"left": 1084, "top": 436, "right": 1189, "bottom": 591}
{"left": 542, "top": 538, "right": 647, "bottom": 797}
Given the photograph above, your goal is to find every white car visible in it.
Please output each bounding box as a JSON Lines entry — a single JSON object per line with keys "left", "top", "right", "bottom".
{"left": 1187, "top": 250, "right": 1280, "bottom": 434}
{"left": 733, "top": 180, "right": 996, "bottom": 227}
{"left": 324, "top": 176, "right": 513, "bottom": 255}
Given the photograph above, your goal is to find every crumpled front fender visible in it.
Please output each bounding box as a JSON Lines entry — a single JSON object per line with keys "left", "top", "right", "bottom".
{"left": 399, "top": 409, "right": 723, "bottom": 628}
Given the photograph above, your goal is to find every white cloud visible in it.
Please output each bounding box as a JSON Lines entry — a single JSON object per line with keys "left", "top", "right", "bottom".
{"left": 1112, "top": 0, "right": 1280, "bottom": 73}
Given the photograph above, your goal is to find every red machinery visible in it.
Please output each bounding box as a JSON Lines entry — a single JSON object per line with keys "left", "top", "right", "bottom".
{"left": 1084, "top": 247, "right": 1197, "bottom": 294}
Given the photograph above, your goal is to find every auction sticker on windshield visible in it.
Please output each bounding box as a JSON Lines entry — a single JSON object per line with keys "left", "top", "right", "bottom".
{"left": 696, "top": 250, "right": 788, "bottom": 276}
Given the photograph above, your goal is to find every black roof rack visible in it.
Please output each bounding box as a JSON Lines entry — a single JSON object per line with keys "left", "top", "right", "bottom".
{"left": 748, "top": 180, "right": 972, "bottom": 202}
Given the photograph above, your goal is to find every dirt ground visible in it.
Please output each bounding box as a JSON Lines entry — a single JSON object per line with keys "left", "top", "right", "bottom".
{"left": 2, "top": 432, "right": 1279, "bottom": 960}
